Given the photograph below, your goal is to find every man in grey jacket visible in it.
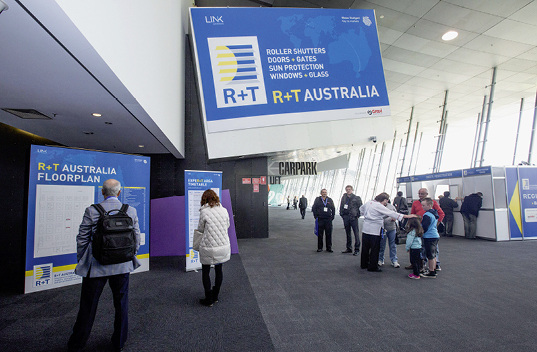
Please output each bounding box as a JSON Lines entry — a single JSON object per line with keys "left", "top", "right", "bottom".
{"left": 68, "top": 179, "right": 141, "bottom": 352}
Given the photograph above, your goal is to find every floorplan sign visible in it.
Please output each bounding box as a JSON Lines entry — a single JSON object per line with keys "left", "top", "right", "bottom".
{"left": 190, "top": 7, "right": 390, "bottom": 133}
{"left": 25, "top": 145, "right": 150, "bottom": 293}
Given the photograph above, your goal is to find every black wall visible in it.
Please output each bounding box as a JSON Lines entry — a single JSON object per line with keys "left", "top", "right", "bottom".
{"left": 0, "top": 37, "right": 269, "bottom": 294}
{"left": 0, "top": 123, "right": 62, "bottom": 294}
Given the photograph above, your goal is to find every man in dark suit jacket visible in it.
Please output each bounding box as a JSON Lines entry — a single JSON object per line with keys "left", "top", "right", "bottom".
{"left": 299, "top": 195, "right": 308, "bottom": 219}
{"left": 68, "top": 179, "right": 141, "bottom": 352}
{"left": 312, "top": 189, "right": 336, "bottom": 252}
{"left": 339, "top": 185, "right": 363, "bottom": 255}
{"left": 439, "top": 191, "right": 458, "bottom": 236}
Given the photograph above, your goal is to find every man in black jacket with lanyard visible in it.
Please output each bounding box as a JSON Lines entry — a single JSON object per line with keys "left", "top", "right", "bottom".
{"left": 339, "top": 185, "right": 363, "bottom": 255}
{"left": 312, "top": 189, "right": 336, "bottom": 252}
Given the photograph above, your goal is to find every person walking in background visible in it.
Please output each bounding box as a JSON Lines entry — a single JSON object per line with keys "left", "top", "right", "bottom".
{"left": 460, "top": 192, "right": 483, "bottom": 239}
{"left": 293, "top": 196, "right": 298, "bottom": 210}
{"left": 393, "top": 190, "right": 409, "bottom": 230}
{"left": 193, "top": 189, "right": 231, "bottom": 307}
{"left": 286, "top": 196, "right": 290, "bottom": 210}
{"left": 312, "top": 189, "right": 336, "bottom": 253}
{"left": 393, "top": 191, "right": 408, "bottom": 214}
{"left": 339, "top": 185, "right": 362, "bottom": 256}
{"left": 360, "top": 193, "right": 417, "bottom": 272}
{"left": 68, "top": 179, "right": 141, "bottom": 352}
{"left": 299, "top": 194, "right": 308, "bottom": 219}
{"left": 379, "top": 199, "right": 400, "bottom": 268}
{"left": 420, "top": 198, "right": 440, "bottom": 278}
{"left": 439, "top": 191, "right": 458, "bottom": 237}
{"left": 405, "top": 217, "right": 424, "bottom": 280}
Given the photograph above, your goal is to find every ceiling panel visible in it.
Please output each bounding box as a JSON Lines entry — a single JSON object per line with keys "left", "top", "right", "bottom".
{"left": 445, "top": 47, "right": 509, "bottom": 67}
{"left": 405, "top": 18, "right": 479, "bottom": 46}
{"left": 381, "top": 57, "right": 426, "bottom": 75}
{"left": 382, "top": 46, "right": 440, "bottom": 67}
{"left": 391, "top": 33, "right": 459, "bottom": 58}
{"left": 366, "top": 0, "right": 437, "bottom": 17}
{"left": 463, "top": 34, "right": 534, "bottom": 57}
{"left": 484, "top": 19, "right": 537, "bottom": 46}
{"left": 423, "top": 1, "right": 503, "bottom": 33}
{"left": 443, "top": 0, "right": 532, "bottom": 17}
{"left": 499, "top": 0, "right": 537, "bottom": 23}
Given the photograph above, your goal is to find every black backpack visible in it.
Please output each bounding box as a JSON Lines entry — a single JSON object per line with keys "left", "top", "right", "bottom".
{"left": 92, "top": 204, "right": 137, "bottom": 265}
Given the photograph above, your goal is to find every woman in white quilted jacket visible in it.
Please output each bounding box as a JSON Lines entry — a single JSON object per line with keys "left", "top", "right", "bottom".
{"left": 193, "top": 189, "right": 231, "bottom": 306}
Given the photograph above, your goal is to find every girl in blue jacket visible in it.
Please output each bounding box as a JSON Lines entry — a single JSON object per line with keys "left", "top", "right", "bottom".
{"left": 405, "top": 217, "right": 424, "bottom": 279}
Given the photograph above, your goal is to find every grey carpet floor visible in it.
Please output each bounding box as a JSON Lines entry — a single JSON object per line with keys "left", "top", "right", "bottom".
{"left": 3, "top": 206, "right": 537, "bottom": 352}
{"left": 0, "top": 256, "right": 273, "bottom": 352}
{"left": 238, "top": 206, "right": 537, "bottom": 352}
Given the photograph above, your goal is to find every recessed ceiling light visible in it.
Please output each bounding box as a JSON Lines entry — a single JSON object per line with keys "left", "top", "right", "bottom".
{"left": 442, "top": 30, "right": 458, "bottom": 41}
{"left": 92, "top": 113, "right": 102, "bottom": 117}
{"left": 138, "top": 145, "right": 144, "bottom": 148}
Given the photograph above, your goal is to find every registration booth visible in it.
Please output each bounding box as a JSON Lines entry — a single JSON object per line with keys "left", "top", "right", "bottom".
{"left": 396, "top": 166, "right": 537, "bottom": 241}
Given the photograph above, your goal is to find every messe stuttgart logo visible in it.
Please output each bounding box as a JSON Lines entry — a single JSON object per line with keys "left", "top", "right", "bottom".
{"left": 207, "top": 36, "right": 268, "bottom": 108}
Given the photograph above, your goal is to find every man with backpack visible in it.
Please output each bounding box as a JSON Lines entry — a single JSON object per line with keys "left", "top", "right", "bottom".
{"left": 68, "top": 179, "right": 141, "bottom": 352}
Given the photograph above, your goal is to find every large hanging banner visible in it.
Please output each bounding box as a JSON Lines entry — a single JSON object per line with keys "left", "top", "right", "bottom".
{"left": 190, "top": 7, "right": 390, "bottom": 133}
{"left": 185, "top": 170, "right": 223, "bottom": 271}
{"left": 25, "top": 145, "right": 150, "bottom": 293}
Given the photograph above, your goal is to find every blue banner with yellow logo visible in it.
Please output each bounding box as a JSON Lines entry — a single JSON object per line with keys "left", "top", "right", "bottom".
{"left": 505, "top": 166, "right": 537, "bottom": 240}
{"left": 25, "top": 145, "right": 150, "bottom": 293}
{"left": 190, "top": 7, "right": 389, "bottom": 133}
{"left": 516, "top": 167, "right": 537, "bottom": 239}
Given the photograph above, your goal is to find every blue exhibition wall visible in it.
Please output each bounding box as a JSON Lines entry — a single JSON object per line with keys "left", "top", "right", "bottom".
{"left": 25, "top": 145, "right": 150, "bottom": 293}
{"left": 190, "top": 7, "right": 390, "bottom": 133}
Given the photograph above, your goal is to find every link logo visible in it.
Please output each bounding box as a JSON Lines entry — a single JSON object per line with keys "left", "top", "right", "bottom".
{"left": 208, "top": 36, "right": 267, "bottom": 108}
{"left": 33, "top": 263, "right": 53, "bottom": 287}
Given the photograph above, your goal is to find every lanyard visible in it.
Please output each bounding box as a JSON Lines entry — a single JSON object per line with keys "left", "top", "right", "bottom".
{"left": 322, "top": 197, "right": 328, "bottom": 207}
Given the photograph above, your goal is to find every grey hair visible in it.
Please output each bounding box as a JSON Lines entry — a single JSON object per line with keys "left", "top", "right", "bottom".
{"left": 103, "top": 179, "right": 121, "bottom": 197}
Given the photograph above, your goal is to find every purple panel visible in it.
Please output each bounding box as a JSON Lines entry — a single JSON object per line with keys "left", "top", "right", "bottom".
{"left": 150, "top": 190, "right": 238, "bottom": 256}
{"left": 221, "top": 189, "right": 239, "bottom": 254}
{"left": 150, "top": 196, "right": 185, "bottom": 256}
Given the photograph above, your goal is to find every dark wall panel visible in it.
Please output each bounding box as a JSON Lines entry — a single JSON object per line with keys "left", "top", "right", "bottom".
{"left": 0, "top": 123, "right": 62, "bottom": 294}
